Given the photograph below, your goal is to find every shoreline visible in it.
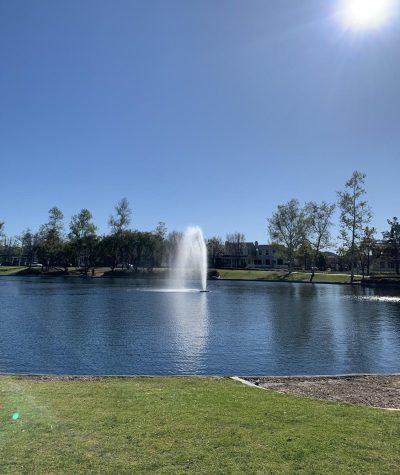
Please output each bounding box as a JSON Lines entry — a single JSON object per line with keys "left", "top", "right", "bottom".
{"left": 1, "top": 372, "right": 399, "bottom": 409}
{"left": 243, "top": 374, "right": 400, "bottom": 410}
{"left": 1, "top": 371, "right": 399, "bottom": 378}
{"left": 2, "top": 267, "right": 399, "bottom": 287}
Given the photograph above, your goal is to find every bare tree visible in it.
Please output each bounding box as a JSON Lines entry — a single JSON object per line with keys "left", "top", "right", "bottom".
{"left": 305, "top": 201, "right": 335, "bottom": 282}
{"left": 337, "top": 171, "right": 372, "bottom": 283}
{"left": 268, "top": 199, "right": 308, "bottom": 273}
{"left": 225, "top": 232, "right": 246, "bottom": 268}
{"left": 207, "top": 236, "right": 224, "bottom": 268}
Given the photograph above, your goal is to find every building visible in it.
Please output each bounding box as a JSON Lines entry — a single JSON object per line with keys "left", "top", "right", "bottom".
{"left": 221, "top": 241, "right": 287, "bottom": 269}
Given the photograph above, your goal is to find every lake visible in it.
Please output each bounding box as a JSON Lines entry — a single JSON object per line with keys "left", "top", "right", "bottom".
{"left": 1, "top": 276, "right": 399, "bottom": 375}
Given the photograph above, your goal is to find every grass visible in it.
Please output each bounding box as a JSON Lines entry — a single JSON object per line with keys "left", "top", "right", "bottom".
{"left": 0, "top": 376, "right": 399, "bottom": 474}
{"left": 0, "top": 266, "right": 361, "bottom": 284}
{"left": 215, "top": 269, "right": 360, "bottom": 284}
{"left": 0, "top": 266, "right": 26, "bottom": 276}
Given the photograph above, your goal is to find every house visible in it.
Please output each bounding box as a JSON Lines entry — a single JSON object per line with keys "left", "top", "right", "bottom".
{"left": 221, "top": 241, "right": 287, "bottom": 269}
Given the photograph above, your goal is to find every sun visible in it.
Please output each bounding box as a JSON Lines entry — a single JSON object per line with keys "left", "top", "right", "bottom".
{"left": 339, "top": 0, "right": 394, "bottom": 30}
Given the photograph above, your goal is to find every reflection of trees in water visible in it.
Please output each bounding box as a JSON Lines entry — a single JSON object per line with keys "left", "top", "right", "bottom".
{"left": 265, "top": 284, "right": 338, "bottom": 374}
{"left": 345, "top": 286, "right": 400, "bottom": 372}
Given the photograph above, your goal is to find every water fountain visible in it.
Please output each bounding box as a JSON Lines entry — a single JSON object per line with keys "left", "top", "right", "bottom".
{"left": 171, "top": 226, "right": 208, "bottom": 292}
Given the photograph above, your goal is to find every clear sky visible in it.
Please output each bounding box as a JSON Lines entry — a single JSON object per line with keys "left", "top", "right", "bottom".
{"left": 1, "top": 0, "right": 399, "bottom": 242}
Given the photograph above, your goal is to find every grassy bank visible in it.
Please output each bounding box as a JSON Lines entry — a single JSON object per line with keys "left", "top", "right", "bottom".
{"left": 215, "top": 269, "right": 359, "bottom": 284}
{"left": 0, "top": 266, "right": 26, "bottom": 276}
{"left": 1, "top": 376, "right": 399, "bottom": 474}
{"left": 0, "top": 266, "right": 167, "bottom": 278}
{"left": 0, "top": 266, "right": 361, "bottom": 284}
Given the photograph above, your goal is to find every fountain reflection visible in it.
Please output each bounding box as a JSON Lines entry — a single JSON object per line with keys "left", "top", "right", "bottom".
{"left": 165, "top": 289, "right": 209, "bottom": 373}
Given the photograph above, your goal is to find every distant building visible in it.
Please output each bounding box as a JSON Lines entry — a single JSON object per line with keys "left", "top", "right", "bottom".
{"left": 221, "top": 241, "right": 287, "bottom": 269}
{"left": 371, "top": 240, "right": 399, "bottom": 273}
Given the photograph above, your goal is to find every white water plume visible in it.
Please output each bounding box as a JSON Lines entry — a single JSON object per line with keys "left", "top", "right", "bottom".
{"left": 170, "top": 226, "right": 208, "bottom": 291}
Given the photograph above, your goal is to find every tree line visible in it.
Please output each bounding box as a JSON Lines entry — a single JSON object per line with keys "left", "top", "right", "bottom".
{"left": 267, "top": 171, "right": 400, "bottom": 281}
{"left": 1, "top": 172, "right": 399, "bottom": 279}
{"left": 0, "top": 199, "right": 178, "bottom": 275}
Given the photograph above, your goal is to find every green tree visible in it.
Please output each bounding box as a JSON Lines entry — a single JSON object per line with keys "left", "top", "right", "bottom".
{"left": 305, "top": 201, "right": 335, "bottom": 282}
{"left": 165, "top": 231, "right": 183, "bottom": 267}
{"left": 337, "top": 171, "right": 372, "bottom": 283}
{"left": 69, "top": 209, "right": 97, "bottom": 273}
{"left": 36, "top": 207, "right": 65, "bottom": 269}
{"left": 18, "top": 228, "right": 36, "bottom": 266}
{"left": 382, "top": 217, "right": 400, "bottom": 274}
{"left": 268, "top": 199, "right": 308, "bottom": 273}
{"left": 297, "top": 240, "right": 313, "bottom": 271}
{"left": 153, "top": 222, "right": 167, "bottom": 268}
{"left": 357, "top": 226, "right": 376, "bottom": 278}
{"left": 99, "top": 234, "right": 120, "bottom": 271}
{"left": 108, "top": 198, "right": 132, "bottom": 234}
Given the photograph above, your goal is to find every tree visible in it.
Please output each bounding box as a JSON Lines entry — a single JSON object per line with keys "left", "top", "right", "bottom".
{"left": 297, "top": 240, "right": 313, "bottom": 271}
{"left": 337, "top": 171, "right": 372, "bottom": 283}
{"left": 108, "top": 198, "right": 132, "bottom": 234}
{"left": 154, "top": 222, "right": 167, "bottom": 240}
{"left": 305, "top": 201, "right": 335, "bottom": 282}
{"left": 207, "top": 236, "right": 225, "bottom": 268}
{"left": 357, "top": 226, "right": 376, "bottom": 278}
{"left": 0, "top": 222, "right": 5, "bottom": 256}
{"left": 17, "top": 228, "right": 36, "bottom": 266}
{"left": 268, "top": 199, "right": 308, "bottom": 273}
{"left": 47, "top": 207, "right": 64, "bottom": 237}
{"left": 99, "top": 234, "right": 120, "bottom": 271}
{"left": 69, "top": 209, "right": 97, "bottom": 273}
{"left": 165, "top": 231, "right": 183, "bottom": 266}
{"left": 382, "top": 217, "right": 400, "bottom": 274}
{"left": 153, "top": 222, "right": 167, "bottom": 268}
{"left": 225, "top": 232, "right": 246, "bottom": 268}
{"left": 36, "top": 207, "right": 65, "bottom": 269}
{"left": 69, "top": 209, "right": 97, "bottom": 241}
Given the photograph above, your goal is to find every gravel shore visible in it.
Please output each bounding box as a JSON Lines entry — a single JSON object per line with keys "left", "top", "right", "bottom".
{"left": 245, "top": 374, "right": 400, "bottom": 410}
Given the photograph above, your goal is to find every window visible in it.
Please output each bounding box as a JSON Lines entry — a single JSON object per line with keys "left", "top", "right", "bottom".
{"left": 265, "top": 259, "right": 270, "bottom": 265}
{"left": 254, "top": 260, "right": 262, "bottom": 265}
{"left": 277, "top": 259, "right": 283, "bottom": 265}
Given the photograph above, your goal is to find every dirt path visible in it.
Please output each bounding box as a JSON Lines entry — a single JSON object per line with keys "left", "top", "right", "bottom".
{"left": 244, "top": 374, "right": 400, "bottom": 409}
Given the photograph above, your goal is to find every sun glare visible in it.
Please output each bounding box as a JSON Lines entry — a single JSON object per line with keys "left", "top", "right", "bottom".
{"left": 339, "top": 0, "right": 394, "bottom": 30}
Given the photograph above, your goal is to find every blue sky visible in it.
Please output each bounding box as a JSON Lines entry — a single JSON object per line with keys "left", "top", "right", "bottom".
{"left": 1, "top": 1, "right": 399, "bottom": 242}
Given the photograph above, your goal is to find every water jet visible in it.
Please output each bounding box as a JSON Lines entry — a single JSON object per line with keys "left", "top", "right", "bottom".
{"left": 170, "top": 226, "right": 208, "bottom": 292}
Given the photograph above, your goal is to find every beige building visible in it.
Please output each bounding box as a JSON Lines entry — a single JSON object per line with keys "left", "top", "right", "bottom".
{"left": 221, "top": 241, "right": 287, "bottom": 269}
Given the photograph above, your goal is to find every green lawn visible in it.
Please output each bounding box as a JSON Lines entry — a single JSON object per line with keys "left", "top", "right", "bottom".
{"left": 216, "top": 269, "right": 359, "bottom": 283}
{"left": 1, "top": 376, "right": 398, "bottom": 474}
{"left": 0, "top": 266, "right": 26, "bottom": 275}
{"left": 0, "top": 266, "right": 360, "bottom": 284}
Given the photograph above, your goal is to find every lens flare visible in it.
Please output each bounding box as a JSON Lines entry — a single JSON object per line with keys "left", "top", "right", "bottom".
{"left": 339, "top": 0, "right": 394, "bottom": 30}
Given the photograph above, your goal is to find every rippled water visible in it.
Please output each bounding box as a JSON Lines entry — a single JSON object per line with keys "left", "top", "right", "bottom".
{"left": 1, "top": 276, "right": 399, "bottom": 375}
